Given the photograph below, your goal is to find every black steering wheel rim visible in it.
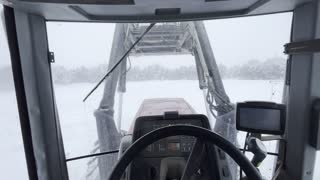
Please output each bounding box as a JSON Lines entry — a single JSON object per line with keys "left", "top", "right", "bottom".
{"left": 109, "top": 125, "right": 262, "bottom": 180}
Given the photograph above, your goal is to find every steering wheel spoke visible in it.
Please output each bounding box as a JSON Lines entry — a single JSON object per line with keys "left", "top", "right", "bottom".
{"left": 181, "top": 138, "right": 205, "bottom": 180}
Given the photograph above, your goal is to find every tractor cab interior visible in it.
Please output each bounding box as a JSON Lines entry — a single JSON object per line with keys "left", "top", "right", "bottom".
{"left": 111, "top": 102, "right": 285, "bottom": 180}
{"left": 1, "top": 0, "right": 320, "bottom": 180}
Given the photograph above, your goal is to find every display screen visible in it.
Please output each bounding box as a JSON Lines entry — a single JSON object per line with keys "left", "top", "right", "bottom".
{"left": 167, "top": 142, "right": 180, "bottom": 151}
{"left": 239, "top": 108, "right": 281, "bottom": 132}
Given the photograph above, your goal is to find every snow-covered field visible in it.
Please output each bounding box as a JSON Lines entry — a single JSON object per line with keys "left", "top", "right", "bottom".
{"left": 1, "top": 80, "right": 319, "bottom": 180}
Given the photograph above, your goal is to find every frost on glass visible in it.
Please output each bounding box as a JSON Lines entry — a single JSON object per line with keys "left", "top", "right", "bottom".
{"left": 47, "top": 13, "right": 293, "bottom": 180}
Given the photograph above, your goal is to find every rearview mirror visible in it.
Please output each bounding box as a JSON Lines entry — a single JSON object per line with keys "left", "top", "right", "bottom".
{"left": 236, "top": 102, "right": 286, "bottom": 135}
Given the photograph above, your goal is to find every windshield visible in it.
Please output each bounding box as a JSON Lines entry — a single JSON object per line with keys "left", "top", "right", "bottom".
{"left": 46, "top": 13, "right": 293, "bottom": 180}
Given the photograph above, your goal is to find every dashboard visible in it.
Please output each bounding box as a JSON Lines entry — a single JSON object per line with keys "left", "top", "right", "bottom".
{"left": 125, "top": 113, "right": 229, "bottom": 180}
{"left": 134, "top": 119, "right": 203, "bottom": 157}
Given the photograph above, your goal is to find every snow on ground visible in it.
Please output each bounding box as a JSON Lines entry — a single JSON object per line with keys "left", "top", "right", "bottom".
{"left": 0, "top": 90, "right": 28, "bottom": 180}
{"left": 1, "top": 80, "right": 320, "bottom": 180}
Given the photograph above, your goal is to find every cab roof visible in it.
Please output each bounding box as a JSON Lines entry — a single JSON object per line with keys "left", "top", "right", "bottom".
{"left": 1, "top": 0, "right": 308, "bottom": 22}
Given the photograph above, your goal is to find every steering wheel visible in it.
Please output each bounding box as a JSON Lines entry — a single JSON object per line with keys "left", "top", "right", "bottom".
{"left": 109, "top": 125, "right": 262, "bottom": 180}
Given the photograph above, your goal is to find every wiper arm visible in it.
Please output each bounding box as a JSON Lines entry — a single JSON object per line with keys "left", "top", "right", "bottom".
{"left": 83, "top": 23, "right": 156, "bottom": 102}
{"left": 66, "top": 149, "right": 119, "bottom": 162}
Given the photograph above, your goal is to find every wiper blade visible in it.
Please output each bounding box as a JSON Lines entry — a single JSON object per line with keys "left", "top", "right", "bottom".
{"left": 83, "top": 23, "right": 155, "bottom": 102}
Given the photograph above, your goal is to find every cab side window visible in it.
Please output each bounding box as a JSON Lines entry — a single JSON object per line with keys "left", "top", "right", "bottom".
{"left": 0, "top": 6, "right": 29, "bottom": 180}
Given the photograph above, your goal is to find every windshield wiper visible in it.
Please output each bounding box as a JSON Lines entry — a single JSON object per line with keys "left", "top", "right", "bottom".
{"left": 66, "top": 149, "right": 119, "bottom": 162}
{"left": 83, "top": 23, "right": 156, "bottom": 102}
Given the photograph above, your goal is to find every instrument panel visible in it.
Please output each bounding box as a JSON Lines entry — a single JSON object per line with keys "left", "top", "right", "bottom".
{"left": 132, "top": 115, "right": 210, "bottom": 157}
{"left": 128, "top": 114, "right": 229, "bottom": 180}
{"left": 143, "top": 121, "right": 199, "bottom": 157}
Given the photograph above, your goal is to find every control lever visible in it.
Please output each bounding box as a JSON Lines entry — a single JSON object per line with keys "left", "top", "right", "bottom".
{"left": 241, "top": 137, "right": 267, "bottom": 180}
{"left": 246, "top": 137, "right": 267, "bottom": 167}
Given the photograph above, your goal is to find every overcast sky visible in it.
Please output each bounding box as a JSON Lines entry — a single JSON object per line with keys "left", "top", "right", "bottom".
{"left": 1, "top": 8, "right": 292, "bottom": 68}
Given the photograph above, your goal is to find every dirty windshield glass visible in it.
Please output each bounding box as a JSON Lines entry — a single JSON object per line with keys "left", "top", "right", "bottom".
{"left": 47, "top": 13, "right": 293, "bottom": 180}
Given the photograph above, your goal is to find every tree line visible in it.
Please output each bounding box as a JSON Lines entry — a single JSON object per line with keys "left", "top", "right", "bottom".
{"left": 218, "top": 57, "right": 286, "bottom": 80}
{"left": 50, "top": 57, "right": 286, "bottom": 84}
{"left": 0, "top": 57, "right": 286, "bottom": 91}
